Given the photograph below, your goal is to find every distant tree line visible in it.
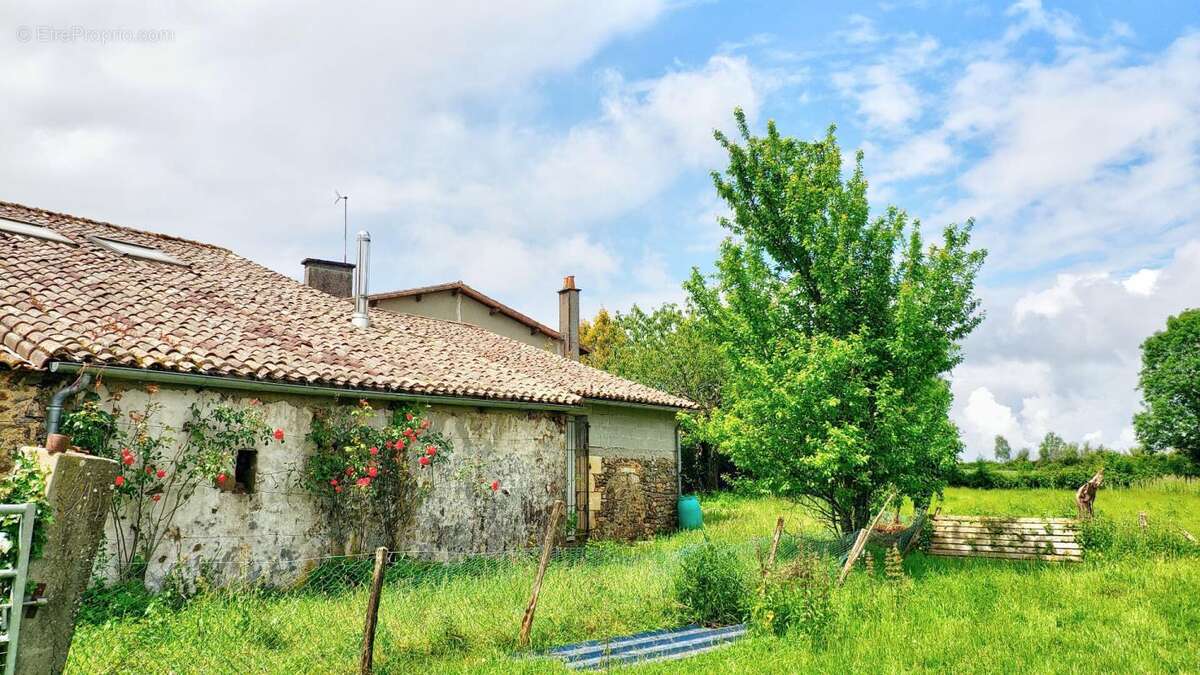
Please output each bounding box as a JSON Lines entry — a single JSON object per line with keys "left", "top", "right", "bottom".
{"left": 951, "top": 431, "right": 1197, "bottom": 490}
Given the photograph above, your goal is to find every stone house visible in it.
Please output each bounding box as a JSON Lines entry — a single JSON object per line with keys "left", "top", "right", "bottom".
{"left": 0, "top": 200, "right": 693, "bottom": 585}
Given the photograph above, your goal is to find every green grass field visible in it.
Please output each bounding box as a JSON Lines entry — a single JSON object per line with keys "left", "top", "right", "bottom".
{"left": 66, "top": 482, "right": 1200, "bottom": 674}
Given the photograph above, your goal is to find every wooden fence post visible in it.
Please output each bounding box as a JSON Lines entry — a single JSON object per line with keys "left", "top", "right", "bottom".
{"left": 519, "top": 500, "right": 564, "bottom": 649}
{"left": 837, "top": 492, "right": 896, "bottom": 586}
{"left": 763, "top": 516, "right": 784, "bottom": 576}
{"left": 359, "top": 547, "right": 388, "bottom": 675}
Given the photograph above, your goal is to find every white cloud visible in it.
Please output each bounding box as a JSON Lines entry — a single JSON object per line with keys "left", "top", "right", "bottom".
{"left": 1121, "top": 268, "right": 1160, "bottom": 296}
{"left": 962, "top": 387, "right": 1026, "bottom": 453}
{"left": 952, "top": 240, "right": 1200, "bottom": 458}
{"left": 0, "top": 1, "right": 769, "bottom": 325}
{"left": 832, "top": 33, "right": 940, "bottom": 133}
{"left": 934, "top": 32, "right": 1200, "bottom": 275}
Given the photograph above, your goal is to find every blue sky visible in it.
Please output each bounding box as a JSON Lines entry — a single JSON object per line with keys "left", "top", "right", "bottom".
{"left": 2, "top": 0, "right": 1198, "bottom": 457}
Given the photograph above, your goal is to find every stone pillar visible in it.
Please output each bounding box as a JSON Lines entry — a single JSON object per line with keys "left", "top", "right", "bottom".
{"left": 15, "top": 448, "right": 117, "bottom": 675}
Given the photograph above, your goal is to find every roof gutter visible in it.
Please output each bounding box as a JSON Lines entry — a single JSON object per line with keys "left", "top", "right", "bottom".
{"left": 47, "top": 362, "right": 582, "bottom": 413}
{"left": 582, "top": 398, "right": 694, "bottom": 413}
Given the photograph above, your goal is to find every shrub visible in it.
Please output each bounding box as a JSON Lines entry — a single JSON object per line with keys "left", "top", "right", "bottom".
{"left": 672, "top": 541, "right": 749, "bottom": 626}
{"left": 1078, "top": 515, "right": 1200, "bottom": 560}
{"left": 750, "top": 551, "right": 833, "bottom": 639}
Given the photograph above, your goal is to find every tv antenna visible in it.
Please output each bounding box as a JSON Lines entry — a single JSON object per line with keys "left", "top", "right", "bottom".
{"left": 334, "top": 190, "right": 349, "bottom": 263}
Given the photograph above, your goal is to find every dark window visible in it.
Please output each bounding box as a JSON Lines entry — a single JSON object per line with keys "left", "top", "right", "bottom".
{"left": 234, "top": 449, "right": 257, "bottom": 494}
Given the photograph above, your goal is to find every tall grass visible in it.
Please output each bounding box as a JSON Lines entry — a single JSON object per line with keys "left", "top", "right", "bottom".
{"left": 65, "top": 488, "right": 1200, "bottom": 674}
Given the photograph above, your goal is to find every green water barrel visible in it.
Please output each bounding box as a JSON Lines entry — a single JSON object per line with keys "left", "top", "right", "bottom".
{"left": 677, "top": 495, "right": 703, "bottom": 530}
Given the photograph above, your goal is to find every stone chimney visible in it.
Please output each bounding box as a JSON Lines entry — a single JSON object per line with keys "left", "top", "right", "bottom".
{"left": 302, "top": 258, "right": 354, "bottom": 298}
{"left": 558, "top": 275, "right": 580, "bottom": 360}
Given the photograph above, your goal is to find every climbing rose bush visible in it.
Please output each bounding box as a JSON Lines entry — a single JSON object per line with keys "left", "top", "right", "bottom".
{"left": 303, "top": 401, "right": 457, "bottom": 551}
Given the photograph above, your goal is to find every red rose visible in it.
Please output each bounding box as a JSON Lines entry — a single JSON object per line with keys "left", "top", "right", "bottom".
{"left": 122, "top": 455, "right": 135, "bottom": 466}
{"left": 357, "top": 477, "right": 371, "bottom": 487}
{"left": 490, "top": 480, "right": 500, "bottom": 492}
{"left": 406, "top": 412, "right": 414, "bottom": 421}
{"left": 370, "top": 446, "right": 379, "bottom": 456}
{"left": 335, "top": 485, "right": 343, "bottom": 493}
{"left": 418, "top": 456, "right": 430, "bottom": 466}
{"left": 329, "top": 478, "right": 338, "bottom": 486}
{"left": 425, "top": 446, "right": 437, "bottom": 457}
{"left": 217, "top": 473, "right": 227, "bottom": 485}
{"left": 273, "top": 428, "right": 285, "bottom": 441}
{"left": 367, "top": 466, "right": 378, "bottom": 477}
{"left": 384, "top": 440, "right": 393, "bottom": 450}
{"left": 145, "top": 466, "right": 154, "bottom": 475}
{"left": 151, "top": 494, "right": 162, "bottom": 502}
{"left": 396, "top": 438, "right": 407, "bottom": 449}
{"left": 156, "top": 469, "right": 167, "bottom": 479}
{"left": 114, "top": 476, "right": 125, "bottom": 487}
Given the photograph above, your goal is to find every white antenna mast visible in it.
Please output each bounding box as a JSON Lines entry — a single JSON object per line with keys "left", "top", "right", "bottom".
{"left": 334, "top": 190, "right": 349, "bottom": 263}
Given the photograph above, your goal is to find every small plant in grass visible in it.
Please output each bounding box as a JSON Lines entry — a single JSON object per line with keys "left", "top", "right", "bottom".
{"left": 427, "top": 614, "right": 469, "bottom": 656}
{"left": 672, "top": 541, "right": 749, "bottom": 626}
{"left": 751, "top": 550, "right": 833, "bottom": 639}
{"left": 884, "top": 544, "right": 907, "bottom": 583}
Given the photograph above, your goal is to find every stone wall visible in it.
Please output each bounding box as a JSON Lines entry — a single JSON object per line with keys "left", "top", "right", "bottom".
{"left": 89, "top": 382, "right": 568, "bottom": 587}
{"left": 0, "top": 369, "right": 50, "bottom": 473}
{"left": 590, "top": 457, "right": 677, "bottom": 540}
{"left": 583, "top": 403, "right": 679, "bottom": 539}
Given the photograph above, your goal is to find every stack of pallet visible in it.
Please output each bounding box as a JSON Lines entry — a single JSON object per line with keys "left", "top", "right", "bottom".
{"left": 929, "top": 515, "right": 1082, "bottom": 562}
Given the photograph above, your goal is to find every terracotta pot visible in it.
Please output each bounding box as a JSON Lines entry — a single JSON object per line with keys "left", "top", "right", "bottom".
{"left": 46, "top": 433, "right": 70, "bottom": 454}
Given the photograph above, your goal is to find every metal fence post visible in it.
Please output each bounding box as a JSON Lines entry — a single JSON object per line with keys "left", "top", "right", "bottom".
{"left": 2, "top": 503, "right": 37, "bottom": 675}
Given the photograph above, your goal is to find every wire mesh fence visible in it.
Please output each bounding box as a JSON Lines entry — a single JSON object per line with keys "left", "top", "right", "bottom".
{"left": 62, "top": 519, "right": 867, "bottom": 674}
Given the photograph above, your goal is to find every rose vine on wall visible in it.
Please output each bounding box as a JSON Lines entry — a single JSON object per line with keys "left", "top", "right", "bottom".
{"left": 302, "top": 400, "right": 453, "bottom": 553}
{"left": 62, "top": 395, "right": 282, "bottom": 581}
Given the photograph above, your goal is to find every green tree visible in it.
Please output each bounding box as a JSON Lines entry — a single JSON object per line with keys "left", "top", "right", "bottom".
{"left": 1135, "top": 308, "right": 1200, "bottom": 463}
{"left": 993, "top": 435, "right": 1012, "bottom": 462}
{"left": 1038, "top": 431, "right": 1065, "bottom": 463}
{"left": 581, "top": 304, "right": 731, "bottom": 491}
{"left": 579, "top": 307, "right": 625, "bottom": 372}
{"left": 687, "top": 110, "right": 986, "bottom": 534}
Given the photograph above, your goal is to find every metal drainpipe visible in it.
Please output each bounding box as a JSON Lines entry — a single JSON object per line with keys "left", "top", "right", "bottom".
{"left": 45, "top": 372, "right": 93, "bottom": 436}
{"left": 674, "top": 422, "right": 682, "bottom": 497}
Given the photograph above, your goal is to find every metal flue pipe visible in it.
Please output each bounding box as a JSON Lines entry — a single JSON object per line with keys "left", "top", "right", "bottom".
{"left": 351, "top": 230, "right": 371, "bottom": 329}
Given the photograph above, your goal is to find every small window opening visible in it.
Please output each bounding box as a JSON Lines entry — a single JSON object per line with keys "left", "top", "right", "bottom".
{"left": 234, "top": 449, "right": 258, "bottom": 494}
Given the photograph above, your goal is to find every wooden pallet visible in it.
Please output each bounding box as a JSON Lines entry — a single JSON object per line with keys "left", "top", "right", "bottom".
{"left": 929, "top": 515, "right": 1082, "bottom": 562}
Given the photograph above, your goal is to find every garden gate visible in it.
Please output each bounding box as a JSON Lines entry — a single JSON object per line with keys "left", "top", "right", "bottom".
{"left": 1, "top": 503, "right": 37, "bottom": 675}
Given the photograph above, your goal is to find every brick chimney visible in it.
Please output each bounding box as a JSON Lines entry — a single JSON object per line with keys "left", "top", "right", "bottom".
{"left": 558, "top": 275, "right": 580, "bottom": 360}
{"left": 302, "top": 258, "right": 354, "bottom": 298}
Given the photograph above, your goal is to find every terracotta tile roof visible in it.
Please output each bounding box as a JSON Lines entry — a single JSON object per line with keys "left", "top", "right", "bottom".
{"left": 0, "top": 201, "right": 696, "bottom": 409}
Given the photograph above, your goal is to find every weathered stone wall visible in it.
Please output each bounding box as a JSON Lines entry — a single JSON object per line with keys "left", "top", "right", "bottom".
{"left": 583, "top": 404, "right": 678, "bottom": 539}
{"left": 0, "top": 369, "right": 50, "bottom": 473}
{"left": 90, "top": 382, "right": 568, "bottom": 587}
{"left": 591, "top": 457, "right": 677, "bottom": 540}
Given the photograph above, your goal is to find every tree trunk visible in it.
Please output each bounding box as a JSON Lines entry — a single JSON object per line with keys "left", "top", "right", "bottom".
{"left": 1076, "top": 468, "right": 1103, "bottom": 519}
